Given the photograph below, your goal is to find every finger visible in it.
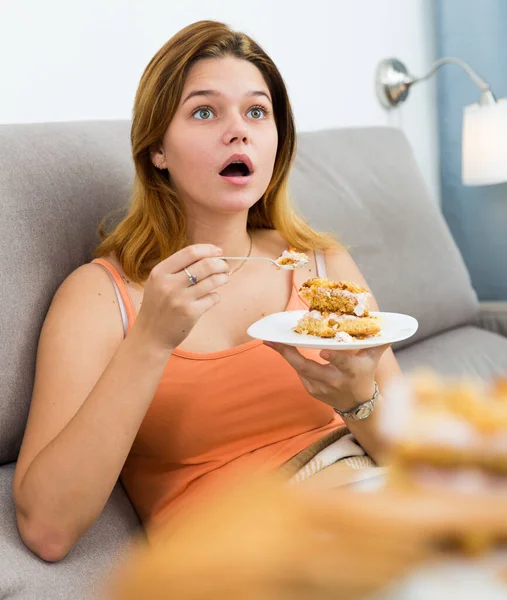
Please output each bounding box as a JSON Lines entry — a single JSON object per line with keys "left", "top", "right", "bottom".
{"left": 359, "top": 343, "right": 392, "bottom": 360}
{"left": 319, "top": 349, "right": 359, "bottom": 369}
{"left": 179, "top": 257, "right": 230, "bottom": 288}
{"left": 163, "top": 244, "right": 224, "bottom": 274}
{"left": 320, "top": 349, "right": 358, "bottom": 360}
{"left": 187, "top": 271, "right": 229, "bottom": 299}
{"left": 191, "top": 291, "right": 221, "bottom": 315}
{"left": 320, "top": 344, "right": 390, "bottom": 364}
{"left": 265, "top": 343, "right": 331, "bottom": 380}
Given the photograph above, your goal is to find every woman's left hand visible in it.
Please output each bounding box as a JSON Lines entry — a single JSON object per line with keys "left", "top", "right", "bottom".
{"left": 264, "top": 342, "right": 392, "bottom": 412}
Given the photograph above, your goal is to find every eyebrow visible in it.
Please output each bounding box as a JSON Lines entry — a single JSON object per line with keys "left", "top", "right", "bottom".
{"left": 181, "top": 89, "right": 272, "bottom": 106}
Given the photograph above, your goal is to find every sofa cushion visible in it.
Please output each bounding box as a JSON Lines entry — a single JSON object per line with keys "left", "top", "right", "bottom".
{"left": 395, "top": 325, "right": 507, "bottom": 379}
{"left": 0, "top": 463, "right": 141, "bottom": 599}
{"left": 0, "top": 121, "right": 133, "bottom": 464}
{"left": 289, "top": 127, "right": 479, "bottom": 350}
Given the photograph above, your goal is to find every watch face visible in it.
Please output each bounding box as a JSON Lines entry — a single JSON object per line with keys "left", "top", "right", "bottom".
{"left": 353, "top": 404, "right": 373, "bottom": 420}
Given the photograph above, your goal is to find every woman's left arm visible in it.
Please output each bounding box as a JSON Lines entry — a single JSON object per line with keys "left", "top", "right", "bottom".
{"left": 265, "top": 247, "right": 403, "bottom": 463}
{"left": 325, "top": 246, "right": 403, "bottom": 461}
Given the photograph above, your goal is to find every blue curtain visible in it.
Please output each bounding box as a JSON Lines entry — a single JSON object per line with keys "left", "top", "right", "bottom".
{"left": 435, "top": 0, "right": 507, "bottom": 300}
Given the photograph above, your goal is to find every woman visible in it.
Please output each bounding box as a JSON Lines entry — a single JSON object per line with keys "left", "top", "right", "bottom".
{"left": 12, "top": 20, "right": 402, "bottom": 562}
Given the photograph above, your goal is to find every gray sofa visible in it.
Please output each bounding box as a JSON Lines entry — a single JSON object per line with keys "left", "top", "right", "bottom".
{"left": 1, "top": 121, "right": 507, "bottom": 599}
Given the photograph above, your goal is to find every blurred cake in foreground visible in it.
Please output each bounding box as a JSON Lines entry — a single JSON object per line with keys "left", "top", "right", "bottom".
{"left": 379, "top": 371, "right": 507, "bottom": 495}
{"left": 294, "top": 278, "right": 381, "bottom": 341}
{"left": 378, "top": 371, "right": 507, "bottom": 554}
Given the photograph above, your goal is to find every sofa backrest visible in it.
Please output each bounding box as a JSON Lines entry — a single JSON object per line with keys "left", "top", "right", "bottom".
{"left": 0, "top": 121, "right": 133, "bottom": 465}
{"left": 0, "top": 122, "right": 478, "bottom": 465}
{"left": 291, "top": 127, "right": 478, "bottom": 345}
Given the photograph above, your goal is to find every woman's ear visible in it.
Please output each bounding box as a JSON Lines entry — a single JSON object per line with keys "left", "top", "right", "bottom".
{"left": 149, "top": 145, "right": 166, "bottom": 170}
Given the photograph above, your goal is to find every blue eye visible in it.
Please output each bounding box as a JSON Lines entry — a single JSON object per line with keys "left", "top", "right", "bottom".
{"left": 193, "top": 107, "right": 214, "bottom": 120}
{"left": 247, "top": 106, "right": 268, "bottom": 119}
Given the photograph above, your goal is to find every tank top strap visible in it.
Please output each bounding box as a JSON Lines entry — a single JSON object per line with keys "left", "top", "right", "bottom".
{"left": 314, "top": 250, "right": 327, "bottom": 278}
{"left": 91, "top": 258, "right": 136, "bottom": 337}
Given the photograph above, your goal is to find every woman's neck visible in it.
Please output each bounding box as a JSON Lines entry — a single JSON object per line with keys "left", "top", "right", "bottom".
{"left": 186, "top": 217, "right": 253, "bottom": 258}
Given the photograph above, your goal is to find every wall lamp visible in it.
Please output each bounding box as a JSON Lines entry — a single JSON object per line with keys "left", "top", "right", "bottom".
{"left": 376, "top": 57, "right": 507, "bottom": 186}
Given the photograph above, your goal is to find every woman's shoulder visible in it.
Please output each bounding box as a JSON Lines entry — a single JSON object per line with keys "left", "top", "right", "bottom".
{"left": 53, "top": 251, "right": 137, "bottom": 319}
{"left": 66, "top": 252, "right": 119, "bottom": 286}
{"left": 45, "top": 255, "right": 127, "bottom": 343}
{"left": 88, "top": 252, "right": 144, "bottom": 290}
{"left": 91, "top": 251, "right": 122, "bottom": 275}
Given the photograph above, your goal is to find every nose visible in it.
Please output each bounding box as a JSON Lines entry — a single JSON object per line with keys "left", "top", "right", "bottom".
{"left": 222, "top": 112, "right": 249, "bottom": 145}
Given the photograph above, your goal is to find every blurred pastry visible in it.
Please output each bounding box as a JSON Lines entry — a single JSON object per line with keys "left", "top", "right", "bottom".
{"left": 378, "top": 370, "right": 507, "bottom": 553}
{"left": 104, "top": 475, "right": 432, "bottom": 600}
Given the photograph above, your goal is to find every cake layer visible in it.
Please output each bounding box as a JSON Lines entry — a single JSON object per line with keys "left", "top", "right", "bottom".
{"left": 293, "top": 310, "right": 381, "bottom": 338}
{"left": 299, "top": 278, "right": 371, "bottom": 316}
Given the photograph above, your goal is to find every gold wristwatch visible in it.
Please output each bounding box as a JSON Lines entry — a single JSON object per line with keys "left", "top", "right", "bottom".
{"left": 333, "top": 381, "right": 379, "bottom": 421}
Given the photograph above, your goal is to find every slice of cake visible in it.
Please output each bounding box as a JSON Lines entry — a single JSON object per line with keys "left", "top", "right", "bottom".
{"left": 294, "top": 278, "right": 381, "bottom": 341}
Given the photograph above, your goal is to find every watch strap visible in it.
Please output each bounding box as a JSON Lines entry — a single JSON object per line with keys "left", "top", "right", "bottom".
{"left": 333, "top": 381, "right": 379, "bottom": 420}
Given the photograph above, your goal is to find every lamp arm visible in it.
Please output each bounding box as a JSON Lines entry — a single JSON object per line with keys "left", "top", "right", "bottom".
{"left": 412, "top": 57, "right": 490, "bottom": 92}
{"left": 376, "top": 56, "right": 497, "bottom": 108}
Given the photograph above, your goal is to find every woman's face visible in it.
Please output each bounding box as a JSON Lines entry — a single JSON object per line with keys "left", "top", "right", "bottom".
{"left": 154, "top": 56, "right": 278, "bottom": 216}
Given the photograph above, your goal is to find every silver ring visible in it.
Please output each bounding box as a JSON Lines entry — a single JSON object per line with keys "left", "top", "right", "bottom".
{"left": 184, "top": 267, "right": 198, "bottom": 286}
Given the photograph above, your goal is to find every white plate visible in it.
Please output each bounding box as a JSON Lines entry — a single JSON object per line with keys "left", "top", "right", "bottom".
{"left": 247, "top": 310, "right": 418, "bottom": 350}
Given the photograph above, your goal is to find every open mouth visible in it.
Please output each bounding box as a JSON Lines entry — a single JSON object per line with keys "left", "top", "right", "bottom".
{"left": 219, "top": 162, "right": 251, "bottom": 177}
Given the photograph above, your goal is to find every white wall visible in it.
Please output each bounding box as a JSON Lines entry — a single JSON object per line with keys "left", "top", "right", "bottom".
{"left": 1, "top": 0, "right": 439, "bottom": 200}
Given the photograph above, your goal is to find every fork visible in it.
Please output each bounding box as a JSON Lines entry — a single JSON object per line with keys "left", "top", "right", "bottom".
{"left": 220, "top": 256, "right": 299, "bottom": 270}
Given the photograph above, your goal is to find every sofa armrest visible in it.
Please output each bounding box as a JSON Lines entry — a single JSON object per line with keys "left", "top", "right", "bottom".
{"left": 474, "top": 302, "right": 507, "bottom": 338}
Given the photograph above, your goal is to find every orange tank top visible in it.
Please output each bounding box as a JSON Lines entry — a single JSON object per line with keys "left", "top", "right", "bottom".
{"left": 91, "top": 255, "right": 343, "bottom": 535}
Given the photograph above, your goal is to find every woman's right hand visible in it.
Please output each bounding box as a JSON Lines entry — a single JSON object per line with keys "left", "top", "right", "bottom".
{"left": 133, "top": 244, "right": 229, "bottom": 352}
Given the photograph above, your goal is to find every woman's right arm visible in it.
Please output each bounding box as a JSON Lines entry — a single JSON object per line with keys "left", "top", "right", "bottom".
{"left": 12, "top": 244, "right": 228, "bottom": 562}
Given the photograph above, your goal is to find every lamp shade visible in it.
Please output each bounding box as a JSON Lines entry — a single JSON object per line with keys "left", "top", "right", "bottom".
{"left": 462, "top": 98, "right": 507, "bottom": 186}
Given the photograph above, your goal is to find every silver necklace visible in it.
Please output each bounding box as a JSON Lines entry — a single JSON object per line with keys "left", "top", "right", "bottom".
{"left": 228, "top": 232, "right": 253, "bottom": 275}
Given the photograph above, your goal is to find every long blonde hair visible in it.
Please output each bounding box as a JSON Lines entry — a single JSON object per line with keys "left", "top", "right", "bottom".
{"left": 94, "top": 20, "right": 338, "bottom": 284}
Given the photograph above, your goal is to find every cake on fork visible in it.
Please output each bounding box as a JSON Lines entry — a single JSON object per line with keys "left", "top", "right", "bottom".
{"left": 274, "top": 248, "right": 310, "bottom": 269}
